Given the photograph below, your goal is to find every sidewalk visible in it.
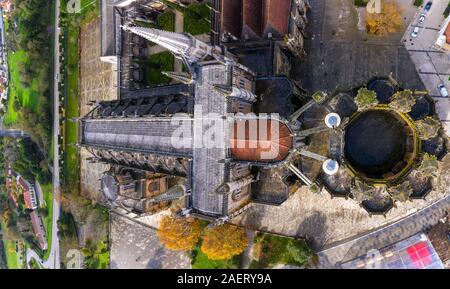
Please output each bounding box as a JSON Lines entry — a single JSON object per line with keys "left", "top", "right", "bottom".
{"left": 402, "top": 0, "right": 450, "bottom": 135}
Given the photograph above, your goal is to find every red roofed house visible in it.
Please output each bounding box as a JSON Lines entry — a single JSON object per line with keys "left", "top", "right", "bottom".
{"left": 17, "top": 175, "right": 38, "bottom": 210}
{"left": 436, "top": 16, "right": 450, "bottom": 52}
{"left": 0, "top": 0, "right": 12, "bottom": 13}
{"left": 6, "top": 166, "right": 19, "bottom": 209}
{"left": 29, "top": 211, "right": 48, "bottom": 250}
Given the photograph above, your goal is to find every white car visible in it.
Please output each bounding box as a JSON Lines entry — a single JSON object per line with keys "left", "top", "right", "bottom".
{"left": 438, "top": 84, "right": 449, "bottom": 97}
{"left": 411, "top": 26, "right": 420, "bottom": 38}
{"left": 418, "top": 14, "right": 426, "bottom": 24}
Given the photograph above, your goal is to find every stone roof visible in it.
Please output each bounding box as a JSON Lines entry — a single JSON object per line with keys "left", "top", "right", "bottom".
{"left": 191, "top": 63, "right": 230, "bottom": 216}
{"left": 82, "top": 118, "right": 193, "bottom": 157}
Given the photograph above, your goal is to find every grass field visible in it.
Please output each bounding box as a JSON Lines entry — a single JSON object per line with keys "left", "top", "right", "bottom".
{"left": 142, "top": 51, "right": 174, "bottom": 86}
{"left": 249, "top": 234, "right": 313, "bottom": 268}
{"left": 63, "top": 22, "right": 80, "bottom": 194}
{"left": 41, "top": 183, "right": 53, "bottom": 261}
{"left": 61, "top": 0, "right": 100, "bottom": 194}
{"left": 191, "top": 244, "right": 240, "bottom": 269}
{"left": 0, "top": 221, "right": 19, "bottom": 269}
{"left": 3, "top": 50, "right": 42, "bottom": 125}
{"left": 162, "top": 0, "right": 211, "bottom": 35}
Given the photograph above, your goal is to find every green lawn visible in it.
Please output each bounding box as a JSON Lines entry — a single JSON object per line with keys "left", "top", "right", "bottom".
{"left": 250, "top": 233, "right": 313, "bottom": 269}
{"left": 183, "top": 3, "right": 211, "bottom": 35}
{"left": 161, "top": 0, "right": 210, "bottom": 35}
{"left": 138, "top": 51, "right": 174, "bottom": 86}
{"left": 97, "top": 239, "right": 110, "bottom": 269}
{"left": 191, "top": 244, "right": 240, "bottom": 269}
{"left": 0, "top": 222, "right": 19, "bottom": 269}
{"left": 3, "top": 50, "right": 42, "bottom": 125}
{"left": 41, "top": 183, "right": 53, "bottom": 261}
{"left": 63, "top": 18, "right": 81, "bottom": 194}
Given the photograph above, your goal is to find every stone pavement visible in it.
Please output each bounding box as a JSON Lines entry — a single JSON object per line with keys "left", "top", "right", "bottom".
{"left": 293, "top": 0, "right": 424, "bottom": 94}
{"left": 402, "top": 0, "right": 450, "bottom": 135}
{"left": 317, "top": 194, "right": 450, "bottom": 268}
{"left": 109, "top": 212, "right": 191, "bottom": 269}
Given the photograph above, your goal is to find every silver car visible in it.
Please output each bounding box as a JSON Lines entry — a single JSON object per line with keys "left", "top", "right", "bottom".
{"left": 438, "top": 84, "right": 449, "bottom": 97}
{"left": 411, "top": 26, "right": 420, "bottom": 38}
{"left": 419, "top": 14, "right": 426, "bottom": 24}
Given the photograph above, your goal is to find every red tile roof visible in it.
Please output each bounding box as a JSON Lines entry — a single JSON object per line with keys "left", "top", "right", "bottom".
{"left": 242, "top": 0, "right": 263, "bottom": 38}
{"left": 231, "top": 119, "right": 293, "bottom": 162}
{"left": 263, "top": 0, "right": 292, "bottom": 37}
{"left": 221, "top": 0, "right": 242, "bottom": 39}
{"left": 23, "top": 189, "right": 34, "bottom": 209}
{"left": 30, "top": 211, "right": 48, "bottom": 250}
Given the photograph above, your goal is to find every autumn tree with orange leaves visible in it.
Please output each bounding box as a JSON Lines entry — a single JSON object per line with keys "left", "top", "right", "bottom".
{"left": 366, "top": 1, "right": 403, "bottom": 35}
{"left": 157, "top": 214, "right": 202, "bottom": 251}
{"left": 201, "top": 224, "right": 249, "bottom": 260}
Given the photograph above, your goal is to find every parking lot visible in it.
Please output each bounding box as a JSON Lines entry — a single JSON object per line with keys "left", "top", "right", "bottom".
{"left": 402, "top": 0, "right": 450, "bottom": 135}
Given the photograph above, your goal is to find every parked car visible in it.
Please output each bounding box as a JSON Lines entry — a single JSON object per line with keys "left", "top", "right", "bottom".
{"left": 411, "top": 26, "right": 420, "bottom": 38}
{"left": 419, "top": 14, "right": 426, "bottom": 24}
{"left": 424, "top": 1, "right": 432, "bottom": 11}
{"left": 438, "top": 84, "right": 449, "bottom": 97}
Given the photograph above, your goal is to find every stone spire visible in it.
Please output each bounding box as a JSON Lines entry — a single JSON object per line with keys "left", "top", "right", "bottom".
{"left": 216, "top": 175, "right": 257, "bottom": 194}
{"left": 122, "top": 25, "right": 220, "bottom": 65}
{"left": 213, "top": 84, "right": 257, "bottom": 103}
{"left": 162, "top": 71, "right": 195, "bottom": 84}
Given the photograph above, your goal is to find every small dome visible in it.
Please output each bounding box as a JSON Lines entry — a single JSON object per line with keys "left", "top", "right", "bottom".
{"left": 323, "top": 159, "right": 339, "bottom": 175}
{"left": 325, "top": 113, "right": 341, "bottom": 128}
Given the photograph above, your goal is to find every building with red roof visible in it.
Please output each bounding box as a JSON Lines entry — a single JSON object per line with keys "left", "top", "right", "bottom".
{"left": 0, "top": 0, "right": 12, "bottom": 13}
{"left": 17, "top": 176, "right": 38, "bottom": 210}
{"left": 220, "top": 0, "right": 296, "bottom": 41}
{"left": 29, "top": 211, "right": 48, "bottom": 250}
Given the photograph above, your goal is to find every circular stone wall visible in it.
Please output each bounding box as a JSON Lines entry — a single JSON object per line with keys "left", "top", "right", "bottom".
{"left": 344, "top": 109, "right": 418, "bottom": 181}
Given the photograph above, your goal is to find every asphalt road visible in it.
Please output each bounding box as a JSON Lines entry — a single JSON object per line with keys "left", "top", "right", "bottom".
{"left": 50, "top": 0, "right": 61, "bottom": 269}
{"left": 27, "top": 0, "right": 61, "bottom": 269}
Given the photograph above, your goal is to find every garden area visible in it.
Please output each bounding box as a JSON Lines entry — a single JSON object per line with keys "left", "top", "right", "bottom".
{"left": 61, "top": 0, "right": 99, "bottom": 195}
{"left": 249, "top": 233, "right": 315, "bottom": 269}
{"left": 162, "top": 0, "right": 211, "bottom": 35}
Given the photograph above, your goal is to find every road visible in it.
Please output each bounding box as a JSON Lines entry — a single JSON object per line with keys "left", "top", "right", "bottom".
{"left": 402, "top": 0, "right": 450, "bottom": 135}
{"left": 27, "top": 0, "right": 61, "bottom": 269}
{"left": 49, "top": 0, "right": 61, "bottom": 269}
{"left": 317, "top": 193, "right": 450, "bottom": 268}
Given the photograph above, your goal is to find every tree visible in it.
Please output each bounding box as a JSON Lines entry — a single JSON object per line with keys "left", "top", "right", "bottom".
{"left": 366, "top": 1, "right": 403, "bottom": 35}
{"left": 157, "top": 214, "right": 202, "bottom": 251}
{"left": 389, "top": 90, "right": 416, "bottom": 113}
{"left": 201, "top": 224, "right": 248, "bottom": 260}
{"left": 354, "top": 88, "right": 378, "bottom": 111}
